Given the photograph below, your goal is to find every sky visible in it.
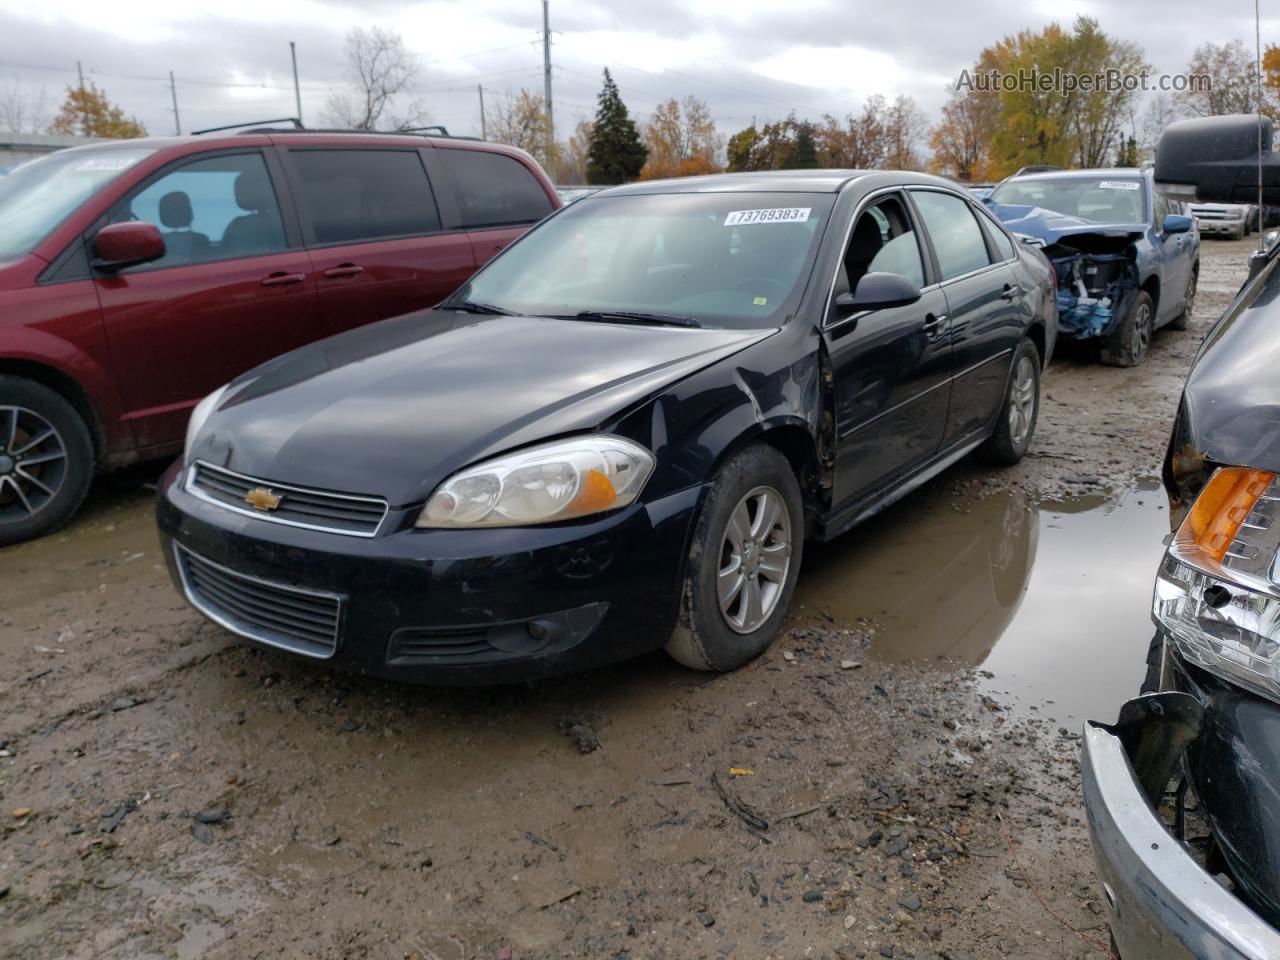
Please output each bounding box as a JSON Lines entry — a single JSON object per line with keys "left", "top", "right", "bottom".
{"left": 0, "top": 0, "right": 1275, "bottom": 143}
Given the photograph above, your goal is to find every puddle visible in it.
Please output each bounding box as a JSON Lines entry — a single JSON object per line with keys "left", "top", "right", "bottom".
{"left": 793, "top": 480, "right": 1170, "bottom": 725}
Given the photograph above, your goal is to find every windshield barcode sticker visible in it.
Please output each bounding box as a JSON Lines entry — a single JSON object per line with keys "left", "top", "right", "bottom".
{"left": 75, "top": 157, "right": 141, "bottom": 172}
{"left": 724, "top": 207, "right": 811, "bottom": 226}
{"left": 1098, "top": 181, "right": 1140, "bottom": 191}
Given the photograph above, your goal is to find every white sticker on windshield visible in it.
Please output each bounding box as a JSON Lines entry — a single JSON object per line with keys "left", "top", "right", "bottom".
{"left": 724, "top": 207, "right": 811, "bottom": 226}
{"left": 74, "top": 156, "right": 140, "bottom": 172}
{"left": 1098, "top": 180, "right": 1140, "bottom": 191}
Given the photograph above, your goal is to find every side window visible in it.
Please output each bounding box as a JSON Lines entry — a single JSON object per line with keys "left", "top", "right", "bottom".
{"left": 437, "top": 149, "right": 555, "bottom": 228}
{"left": 975, "top": 206, "right": 1017, "bottom": 261}
{"left": 912, "top": 190, "right": 994, "bottom": 281}
{"left": 291, "top": 149, "right": 441, "bottom": 245}
{"left": 843, "top": 195, "right": 926, "bottom": 294}
{"left": 114, "top": 152, "right": 285, "bottom": 268}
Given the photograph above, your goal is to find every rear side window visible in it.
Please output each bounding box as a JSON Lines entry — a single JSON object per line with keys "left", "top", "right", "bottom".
{"left": 975, "top": 206, "right": 1017, "bottom": 261}
{"left": 912, "top": 190, "right": 994, "bottom": 281}
{"left": 438, "top": 149, "right": 554, "bottom": 228}
{"left": 291, "top": 149, "right": 441, "bottom": 244}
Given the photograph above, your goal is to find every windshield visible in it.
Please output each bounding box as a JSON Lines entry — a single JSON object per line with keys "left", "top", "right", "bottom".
{"left": 989, "top": 176, "right": 1147, "bottom": 225}
{"left": 454, "top": 191, "right": 836, "bottom": 329}
{"left": 0, "top": 147, "right": 154, "bottom": 260}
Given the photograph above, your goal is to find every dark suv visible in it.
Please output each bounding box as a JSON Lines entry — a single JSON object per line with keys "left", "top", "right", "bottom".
{"left": 0, "top": 126, "right": 560, "bottom": 545}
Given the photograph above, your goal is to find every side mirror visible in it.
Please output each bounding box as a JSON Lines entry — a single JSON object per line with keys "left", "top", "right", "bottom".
{"left": 836, "top": 272, "right": 922, "bottom": 314}
{"left": 92, "top": 222, "right": 165, "bottom": 273}
{"left": 1162, "top": 214, "right": 1194, "bottom": 235}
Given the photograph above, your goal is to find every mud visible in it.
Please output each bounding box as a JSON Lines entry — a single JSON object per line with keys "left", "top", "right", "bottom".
{"left": 0, "top": 238, "right": 1257, "bottom": 959}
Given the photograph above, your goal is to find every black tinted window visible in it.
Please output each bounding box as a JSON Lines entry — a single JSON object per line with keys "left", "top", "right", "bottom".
{"left": 975, "top": 206, "right": 1017, "bottom": 260}
{"left": 912, "top": 190, "right": 993, "bottom": 281}
{"left": 291, "top": 149, "right": 441, "bottom": 244}
{"left": 438, "top": 149, "right": 554, "bottom": 228}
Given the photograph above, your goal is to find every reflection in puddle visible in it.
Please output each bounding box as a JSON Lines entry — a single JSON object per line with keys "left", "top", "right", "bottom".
{"left": 793, "top": 480, "right": 1169, "bottom": 723}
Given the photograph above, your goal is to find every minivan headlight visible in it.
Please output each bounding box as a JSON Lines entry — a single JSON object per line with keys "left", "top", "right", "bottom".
{"left": 416, "top": 436, "right": 654, "bottom": 528}
{"left": 1155, "top": 467, "right": 1280, "bottom": 702}
{"left": 184, "top": 384, "right": 228, "bottom": 462}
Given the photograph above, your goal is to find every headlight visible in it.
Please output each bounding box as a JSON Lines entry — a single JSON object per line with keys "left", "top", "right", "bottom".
{"left": 1154, "top": 467, "right": 1280, "bottom": 702}
{"left": 184, "top": 384, "right": 228, "bottom": 462}
{"left": 416, "top": 436, "right": 654, "bottom": 529}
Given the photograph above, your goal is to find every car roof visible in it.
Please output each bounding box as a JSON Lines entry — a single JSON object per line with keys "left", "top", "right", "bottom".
{"left": 591, "top": 169, "right": 966, "bottom": 197}
{"left": 1003, "top": 168, "right": 1147, "bottom": 182}
{"left": 48, "top": 130, "right": 530, "bottom": 157}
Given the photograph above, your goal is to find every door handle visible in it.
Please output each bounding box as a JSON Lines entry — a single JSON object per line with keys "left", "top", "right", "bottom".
{"left": 322, "top": 263, "right": 364, "bottom": 279}
{"left": 1000, "top": 283, "right": 1020, "bottom": 301}
{"left": 260, "top": 271, "right": 306, "bottom": 287}
{"left": 922, "top": 313, "right": 948, "bottom": 334}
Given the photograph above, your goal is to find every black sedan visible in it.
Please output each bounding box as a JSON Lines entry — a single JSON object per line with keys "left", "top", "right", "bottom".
{"left": 157, "top": 170, "right": 1057, "bottom": 683}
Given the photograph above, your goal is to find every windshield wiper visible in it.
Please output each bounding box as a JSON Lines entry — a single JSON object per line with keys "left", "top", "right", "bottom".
{"left": 571, "top": 310, "right": 701, "bottom": 328}
{"left": 442, "top": 300, "right": 517, "bottom": 316}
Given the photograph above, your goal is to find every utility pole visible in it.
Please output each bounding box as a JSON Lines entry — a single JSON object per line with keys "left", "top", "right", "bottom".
{"left": 168, "top": 71, "right": 181, "bottom": 135}
{"left": 290, "top": 42, "right": 303, "bottom": 124}
{"left": 542, "top": 0, "right": 554, "bottom": 155}
{"left": 478, "top": 84, "right": 487, "bottom": 140}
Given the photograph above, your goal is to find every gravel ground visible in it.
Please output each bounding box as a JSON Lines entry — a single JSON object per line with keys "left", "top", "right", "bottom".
{"left": 0, "top": 237, "right": 1257, "bottom": 960}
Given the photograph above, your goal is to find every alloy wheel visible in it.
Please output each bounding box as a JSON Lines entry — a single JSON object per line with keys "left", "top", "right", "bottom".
{"left": 1131, "top": 301, "right": 1153, "bottom": 359}
{"left": 1007, "top": 355, "right": 1037, "bottom": 447}
{"left": 718, "top": 485, "right": 792, "bottom": 634}
{"left": 0, "top": 406, "right": 69, "bottom": 524}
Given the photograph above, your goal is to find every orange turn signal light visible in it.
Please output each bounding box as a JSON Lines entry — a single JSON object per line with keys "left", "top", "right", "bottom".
{"left": 1176, "top": 467, "right": 1275, "bottom": 564}
{"left": 569, "top": 469, "right": 617, "bottom": 514}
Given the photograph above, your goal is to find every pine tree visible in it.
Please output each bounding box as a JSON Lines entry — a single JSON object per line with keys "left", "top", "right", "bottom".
{"left": 787, "top": 122, "right": 818, "bottom": 169}
{"left": 586, "top": 70, "right": 647, "bottom": 185}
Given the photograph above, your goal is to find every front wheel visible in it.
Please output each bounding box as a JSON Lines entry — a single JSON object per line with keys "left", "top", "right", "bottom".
{"left": 666, "top": 444, "right": 803, "bottom": 672}
{"left": 1100, "top": 290, "right": 1154, "bottom": 367}
{"left": 977, "top": 337, "right": 1040, "bottom": 466}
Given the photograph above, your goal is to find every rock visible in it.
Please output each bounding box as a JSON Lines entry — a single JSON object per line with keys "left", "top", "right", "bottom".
{"left": 108, "top": 696, "right": 142, "bottom": 713}
{"left": 12, "top": 808, "right": 31, "bottom": 819}
{"left": 191, "top": 822, "right": 214, "bottom": 845}
{"left": 859, "top": 829, "right": 883, "bottom": 848}
{"left": 843, "top": 914, "right": 856, "bottom": 930}
{"left": 783, "top": 651, "right": 796, "bottom": 662}
{"left": 839, "top": 660, "right": 862, "bottom": 670}
{"left": 194, "top": 807, "right": 229, "bottom": 825}
{"left": 802, "top": 889, "right": 824, "bottom": 903}
{"left": 879, "top": 947, "right": 895, "bottom": 958}
{"left": 339, "top": 720, "right": 359, "bottom": 733}
{"left": 696, "top": 912, "right": 715, "bottom": 928}
{"left": 100, "top": 799, "right": 137, "bottom": 834}
{"left": 898, "top": 894, "right": 922, "bottom": 912}
{"left": 558, "top": 716, "right": 600, "bottom": 754}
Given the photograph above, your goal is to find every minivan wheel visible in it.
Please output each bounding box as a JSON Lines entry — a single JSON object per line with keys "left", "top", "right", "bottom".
{"left": 666, "top": 444, "right": 803, "bottom": 672}
{"left": 0, "top": 377, "right": 94, "bottom": 547}
{"left": 1100, "top": 291, "right": 1154, "bottom": 367}
{"left": 977, "top": 337, "right": 1040, "bottom": 466}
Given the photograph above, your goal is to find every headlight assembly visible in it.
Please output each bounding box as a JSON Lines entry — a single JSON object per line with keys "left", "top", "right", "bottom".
{"left": 1155, "top": 467, "right": 1280, "bottom": 702}
{"left": 184, "top": 384, "right": 228, "bottom": 463}
{"left": 416, "top": 436, "right": 654, "bottom": 529}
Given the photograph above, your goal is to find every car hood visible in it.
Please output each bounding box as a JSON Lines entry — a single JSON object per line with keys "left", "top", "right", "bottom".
{"left": 988, "top": 202, "right": 1145, "bottom": 250}
{"left": 1181, "top": 264, "right": 1280, "bottom": 473}
{"left": 191, "top": 309, "right": 776, "bottom": 506}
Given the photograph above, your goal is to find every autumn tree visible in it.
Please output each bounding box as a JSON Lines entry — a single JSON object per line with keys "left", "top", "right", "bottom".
{"left": 727, "top": 119, "right": 799, "bottom": 171}
{"left": 489, "top": 90, "right": 556, "bottom": 169}
{"left": 552, "top": 119, "right": 593, "bottom": 184}
{"left": 1180, "top": 40, "right": 1268, "bottom": 117}
{"left": 322, "top": 26, "right": 426, "bottom": 131}
{"left": 586, "top": 69, "right": 647, "bottom": 184}
{"left": 929, "top": 88, "right": 998, "bottom": 181}
{"left": 883, "top": 95, "right": 928, "bottom": 169}
{"left": 640, "top": 95, "right": 723, "bottom": 179}
{"left": 49, "top": 82, "right": 144, "bottom": 138}
{"left": 815, "top": 100, "right": 888, "bottom": 168}
{"left": 1064, "top": 18, "right": 1149, "bottom": 168}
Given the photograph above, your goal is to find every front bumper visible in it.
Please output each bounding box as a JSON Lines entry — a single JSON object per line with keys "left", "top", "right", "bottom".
{"left": 1196, "top": 219, "right": 1244, "bottom": 236}
{"left": 156, "top": 460, "right": 703, "bottom": 684}
{"left": 1082, "top": 694, "right": 1280, "bottom": 958}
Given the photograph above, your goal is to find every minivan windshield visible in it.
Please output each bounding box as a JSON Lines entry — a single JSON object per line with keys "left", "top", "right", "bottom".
{"left": 989, "top": 176, "right": 1147, "bottom": 225}
{"left": 452, "top": 191, "right": 836, "bottom": 329}
{"left": 0, "top": 147, "right": 154, "bottom": 261}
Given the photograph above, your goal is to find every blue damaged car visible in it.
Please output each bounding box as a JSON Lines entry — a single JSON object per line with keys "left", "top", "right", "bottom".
{"left": 988, "top": 168, "right": 1200, "bottom": 366}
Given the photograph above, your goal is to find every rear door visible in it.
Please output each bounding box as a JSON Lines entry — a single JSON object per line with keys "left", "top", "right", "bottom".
{"left": 910, "top": 188, "right": 1022, "bottom": 447}
{"left": 94, "top": 149, "right": 318, "bottom": 452}
{"left": 1152, "top": 188, "right": 1192, "bottom": 320}
{"left": 430, "top": 146, "right": 557, "bottom": 267}
{"left": 282, "top": 146, "right": 477, "bottom": 334}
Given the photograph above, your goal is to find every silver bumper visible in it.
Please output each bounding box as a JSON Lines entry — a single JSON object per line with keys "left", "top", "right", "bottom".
{"left": 1082, "top": 721, "right": 1280, "bottom": 958}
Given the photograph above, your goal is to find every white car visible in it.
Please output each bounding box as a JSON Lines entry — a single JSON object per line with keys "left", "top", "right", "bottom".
{"left": 1188, "top": 201, "right": 1257, "bottom": 239}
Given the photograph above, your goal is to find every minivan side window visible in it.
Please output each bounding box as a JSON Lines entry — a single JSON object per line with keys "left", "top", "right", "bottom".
{"left": 113, "top": 152, "right": 286, "bottom": 268}
{"left": 437, "top": 149, "right": 554, "bottom": 228}
{"left": 912, "top": 190, "right": 994, "bottom": 281}
{"left": 290, "top": 149, "right": 442, "bottom": 245}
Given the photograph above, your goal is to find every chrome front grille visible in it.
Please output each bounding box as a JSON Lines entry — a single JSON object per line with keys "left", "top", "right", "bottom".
{"left": 175, "top": 545, "right": 343, "bottom": 659}
{"left": 188, "top": 461, "right": 388, "bottom": 537}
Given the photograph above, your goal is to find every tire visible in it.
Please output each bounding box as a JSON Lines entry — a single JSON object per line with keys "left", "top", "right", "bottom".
{"left": 0, "top": 376, "right": 95, "bottom": 547}
{"left": 977, "top": 337, "right": 1040, "bottom": 466}
{"left": 666, "top": 444, "right": 804, "bottom": 672}
{"left": 1168, "top": 264, "right": 1198, "bottom": 332}
{"left": 1100, "top": 290, "right": 1154, "bottom": 367}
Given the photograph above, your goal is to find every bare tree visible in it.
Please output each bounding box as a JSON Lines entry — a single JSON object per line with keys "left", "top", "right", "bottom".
{"left": 0, "top": 75, "right": 48, "bottom": 134}
{"left": 489, "top": 90, "right": 557, "bottom": 168}
{"left": 1179, "top": 40, "right": 1264, "bottom": 117}
{"left": 322, "top": 27, "right": 427, "bottom": 131}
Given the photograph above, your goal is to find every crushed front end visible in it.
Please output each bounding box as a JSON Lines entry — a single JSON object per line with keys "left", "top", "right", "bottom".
{"left": 1026, "top": 232, "right": 1141, "bottom": 340}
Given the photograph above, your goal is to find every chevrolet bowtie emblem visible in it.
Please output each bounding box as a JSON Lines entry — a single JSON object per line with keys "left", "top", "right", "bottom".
{"left": 244, "top": 487, "right": 283, "bottom": 512}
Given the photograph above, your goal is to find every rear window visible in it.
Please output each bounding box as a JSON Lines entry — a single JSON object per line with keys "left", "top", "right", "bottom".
{"left": 290, "top": 149, "right": 441, "bottom": 245}
{"left": 438, "top": 149, "right": 554, "bottom": 228}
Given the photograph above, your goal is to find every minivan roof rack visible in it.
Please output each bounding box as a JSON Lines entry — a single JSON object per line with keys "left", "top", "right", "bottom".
{"left": 192, "top": 117, "right": 303, "bottom": 135}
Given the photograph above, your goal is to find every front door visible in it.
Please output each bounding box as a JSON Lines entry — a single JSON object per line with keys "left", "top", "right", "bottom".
{"left": 95, "top": 150, "right": 319, "bottom": 452}
{"left": 827, "top": 193, "right": 952, "bottom": 511}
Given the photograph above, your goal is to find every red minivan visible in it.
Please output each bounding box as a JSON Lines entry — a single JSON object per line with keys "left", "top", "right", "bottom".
{"left": 0, "top": 128, "right": 560, "bottom": 545}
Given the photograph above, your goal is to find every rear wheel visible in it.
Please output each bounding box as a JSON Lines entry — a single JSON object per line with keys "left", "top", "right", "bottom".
{"left": 1100, "top": 291, "right": 1154, "bottom": 367}
{"left": 0, "top": 377, "right": 94, "bottom": 547}
{"left": 977, "top": 337, "right": 1040, "bottom": 466}
{"left": 666, "top": 444, "right": 803, "bottom": 672}
{"left": 1168, "top": 265, "right": 1198, "bottom": 331}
